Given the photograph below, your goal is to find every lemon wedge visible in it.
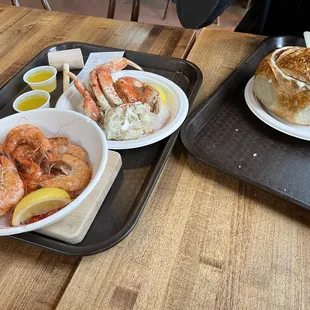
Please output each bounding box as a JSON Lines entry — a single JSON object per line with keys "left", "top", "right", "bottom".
{"left": 147, "top": 82, "right": 167, "bottom": 104}
{"left": 12, "top": 188, "right": 71, "bottom": 227}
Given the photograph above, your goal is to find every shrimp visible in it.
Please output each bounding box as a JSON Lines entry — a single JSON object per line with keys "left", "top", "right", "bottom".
{"left": 4, "top": 125, "right": 54, "bottom": 160}
{"left": 11, "top": 144, "right": 42, "bottom": 179}
{"left": 65, "top": 144, "right": 89, "bottom": 163}
{"left": 49, "top": 137, "right": 69, "bottom": 155}
{"left": 49, "top": 138, "right": 88, "bottom": 163}
{"left": 28, "top": 154, "right": 91, "bottom": 193}
{"left": 0, "top": 156, "right": 24, "bottom": 215}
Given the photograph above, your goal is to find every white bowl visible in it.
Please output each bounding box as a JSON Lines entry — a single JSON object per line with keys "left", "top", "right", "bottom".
{"left": 245, "top": 77, "right": 310, "bottom": 141}
{"left": 13, "top": 90, "right": 51, "bottom": 113}
{"left": 0, "top": 109, "right": 108, "bottom": 236}
{"left": 56, "top": 70, "right": 189, "bottom": 150}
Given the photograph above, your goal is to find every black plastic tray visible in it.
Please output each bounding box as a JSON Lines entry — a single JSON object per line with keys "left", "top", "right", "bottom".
{"left": 0, "top": 42, "right": 202, "bottom": 256}
{"left": 181, "top": 36, "right": 310, "bottom": 210}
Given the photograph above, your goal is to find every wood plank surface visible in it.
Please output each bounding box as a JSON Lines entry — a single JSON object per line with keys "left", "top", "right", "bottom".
{"left": 0, "top": 5, "right": 194, "bottom": 310}
{"left": 189, "top": 29, "right": 263, "bottom": 111}
{"left": 56, "top": 30, "right": 310, "bottom": 310}
{"left": 0, "top": 5, "right": 193, "bottom": 88}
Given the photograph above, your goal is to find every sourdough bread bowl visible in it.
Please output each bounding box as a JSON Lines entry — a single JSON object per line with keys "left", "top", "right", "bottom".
{"left": 253, "top": 46, "right": 310, "bottom": 125}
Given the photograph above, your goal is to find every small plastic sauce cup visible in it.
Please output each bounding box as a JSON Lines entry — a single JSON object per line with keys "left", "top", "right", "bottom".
{"left": 13, "top": 90, "right": 51, "bottom": 113}
{"left": 23, "top": 66, "right": 57, "bottom": 93}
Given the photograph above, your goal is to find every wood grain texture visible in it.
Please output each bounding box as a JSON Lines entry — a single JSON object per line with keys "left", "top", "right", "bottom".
{"left": 188, "top": 29, "right": 263, "bottom": 111}
{"left": 0, "top": 5, "right": 194, "bottom": 88}
{"left": 57, "top": 30, "right": 310, "bottom": 310}
{"left": 0, "top": 238, "right": 78, "bottom": 310}
{"left": 0, "top": 5, "right": 194, "bottom": 310}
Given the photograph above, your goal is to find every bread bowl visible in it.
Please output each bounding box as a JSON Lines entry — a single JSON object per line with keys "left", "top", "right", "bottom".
{"left": 253, "top": 46, "right": 310, "bottom": 125}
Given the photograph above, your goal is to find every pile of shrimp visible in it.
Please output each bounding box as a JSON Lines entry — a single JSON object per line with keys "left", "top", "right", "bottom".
{"left": 0, "top": 124, "right": 92, "bottom": 218}
{"left": 65, "top": 57, "right": 161, "bottom": 123}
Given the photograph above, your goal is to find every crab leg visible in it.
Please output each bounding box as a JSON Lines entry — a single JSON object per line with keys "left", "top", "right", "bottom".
{"left": 114, "top": 76, "right": 160, "bottom": 114}
{"left": 83, "top": 96, "right": 102, "bottom": 121}
{"left": 96, "top": 58, "right": 144, "bottom": 73}
{"left": 88, "top": 70, "right": 112, "bottom": 111}
{"left": 64, "top": 70, "right": 102, "bottom": 122}
{"left": 97, "top": 69, "right": 123, "bottom": 106}
{"left": 92, "top": 58, "right": 144, "bottom": 106}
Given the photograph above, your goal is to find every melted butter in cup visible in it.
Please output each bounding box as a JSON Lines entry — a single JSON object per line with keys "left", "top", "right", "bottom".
{"left": 13, "top": 90, "right": 51, "bottom": 113}
{"left": 23, "top": 66, "right": 57, "bottom": 93}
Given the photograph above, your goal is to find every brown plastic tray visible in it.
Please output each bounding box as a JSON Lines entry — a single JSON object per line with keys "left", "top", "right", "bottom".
{"left": 181, "top": 36, "right": 310, "bottom": 210}
{"left": 0, "top": 42, "right": 202, "bottom": 256}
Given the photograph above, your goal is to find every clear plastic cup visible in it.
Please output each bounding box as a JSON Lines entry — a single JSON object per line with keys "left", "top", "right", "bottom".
{"left": 13, "top": 90, "right": 51, "bottom": 113}
{"left": 23, "top": 66, "right": 57, "bottom": 93}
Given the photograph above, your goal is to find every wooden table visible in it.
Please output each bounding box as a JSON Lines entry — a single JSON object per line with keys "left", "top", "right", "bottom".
{"left": 184, "top": 30, "right": 310, "bottom": 308}
{"left": 0, "top": 5, "right": 194, "bottom": 87}
{"left": 0, "top": 5, "right": 194, "bottom": 310}
{"left": 1, "top": 5, "right": 310, "bottom": 309}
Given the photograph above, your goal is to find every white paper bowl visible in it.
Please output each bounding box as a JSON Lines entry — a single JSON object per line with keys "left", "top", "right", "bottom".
{"left": 56, "top": 70, "right": 189, "bottom": 150}
{"left": 0, "top": 109, "right": 108, "bottom": 236}
{"left": 245, "top": 77, "right": 310, "bottom": 141}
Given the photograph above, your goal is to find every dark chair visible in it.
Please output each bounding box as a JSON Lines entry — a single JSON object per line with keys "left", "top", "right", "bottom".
{"left": 11, "top": 0, "right": 140, "bottom": 21}
{"left": 239, "top": 0, "right": 252, "bottom": 10}
{"left": 11, "top": 0, "right": 51, "bottom": 10}
{"left": 107, "top": 0, "right": 140, "bottom": 22}
{"left": 163, "top": 0, "right": 170, "bottom": 20}
{"left": 162, "top": 0, "right": 220, "bottom": 24}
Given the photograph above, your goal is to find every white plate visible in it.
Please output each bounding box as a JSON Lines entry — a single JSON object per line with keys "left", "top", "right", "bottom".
{"left": 56, "top": 70, "right": 189, "bottom": 149}
{"left": 245, "top": 77, "right": 310, "bottom": 141}
{"left": 0, "top": 109, "right": 108, "bottom": 236}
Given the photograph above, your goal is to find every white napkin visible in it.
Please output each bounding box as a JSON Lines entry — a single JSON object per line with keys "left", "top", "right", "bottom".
{"left": 303, "top": 31, "right": 310, "bottom": 48}
{"left": 76, "top": 51, "right": 125, "bottom": 81}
